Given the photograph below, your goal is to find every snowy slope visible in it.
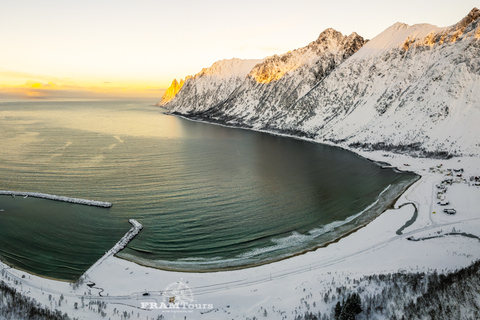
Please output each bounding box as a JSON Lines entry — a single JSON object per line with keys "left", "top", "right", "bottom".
{"left": 159, "top": 58, "right": 263, "bottom": 113}
{"left": 294, "top": 8, "right": 480, "bottom": 157}
{"left": 162, "top": 29, "right": 365, "bottom": 127}
{"left": 160, "top": 8, "right": 480, "bottom": 157}
{"left": 199, "top": 29, "right": 366, "bottom": 127}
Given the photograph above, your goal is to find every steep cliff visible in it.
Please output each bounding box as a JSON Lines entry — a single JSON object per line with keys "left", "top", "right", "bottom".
{"left": 160, "top": 58, "right": 263, "bottom": 113}
{"left": 198, "top": 29, "right": 366, "bottom": 128}
{"left": 158, "top": 78, "right": 185, "bottom": 106}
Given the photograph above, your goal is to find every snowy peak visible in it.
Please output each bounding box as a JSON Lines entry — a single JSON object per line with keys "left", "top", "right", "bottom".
{"left": 292, "top": 7, "right": 480, "bottom": 156}
{"left": 313, "top": 28, "right": 363, "bottom": 50}
{"left": 160, "top": 57, "right": 263, "bottom": 113}
{"left": 158, "top": 78, "right": 185, "bottom": 106}
{"left": 158, "top": 58, "right": 262, "bottom": 107}
{"left": 197, "top": 58, "right": 263, "bottom": 79}
{"left": 161, "top": 29, "right": 364, "bottom": 112}
{"left": 402, "top": 7, "right": 480, "bottom": 50}
{"left": 209, "top": 28, "right": 365, "bottom": 124}
{"left": 249, "top": 29, "right": 365, "bottom": 83}
{"left": 452, "top": 7, "right": 480, "bottom": 34}
{"left": 352, "top": 22, "right": 443, "bottom": 59}
{"left": 351, "top": 8, "right": 480, "bottom": 60}
{"left": 339, "top": 32, "right": 366, "bottom": 56}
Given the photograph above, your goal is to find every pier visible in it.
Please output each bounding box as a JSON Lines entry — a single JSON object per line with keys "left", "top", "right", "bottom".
{"left": 0, "top": 190, "right": 112, "bottom": 208}
{"left": 81, "top": 219, "right": 143, "bottom": 280}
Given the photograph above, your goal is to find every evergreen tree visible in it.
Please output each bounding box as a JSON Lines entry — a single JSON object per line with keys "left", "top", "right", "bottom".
{"left": 334, "top": 301, "right": 342, "bottom": 319}
{"left": 334, "top": 293, "right": 362, "bottom": 320}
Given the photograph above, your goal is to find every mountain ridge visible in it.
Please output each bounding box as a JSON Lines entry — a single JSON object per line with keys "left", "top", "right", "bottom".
{"left": 159, "top": 8, "right": 480, "bottom": 158}
{"left": 158, "top": 58, "right": 263, "bottom": 111}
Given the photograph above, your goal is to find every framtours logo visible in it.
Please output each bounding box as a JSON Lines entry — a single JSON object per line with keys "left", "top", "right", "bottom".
{"left": 140, "top": 280, "right": 213, "bottom": 313}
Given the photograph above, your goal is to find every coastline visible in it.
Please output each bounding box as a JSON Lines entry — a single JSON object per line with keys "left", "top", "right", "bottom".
{"left": 2, "top": 156, "right": 479, "bottom": 319}
{"left": 1, "top": 109, "right": 479, "bottom": 319}
{"left": 1, "top": 174, "right": 416, "bottom": 278}
{"left": 1, "top": 108, "right": 420, "bottom": 278}
{"left": 166, "top": 109, "right": 427, "bottom": 172}
{"left": 81, "top": 154, "right": 480, "bottom": 317}
{"left": 0, "top": 176, "right": 416, "bottom": 277}
{"left": 115, "top": 175, "right": 418, "bottom": 274}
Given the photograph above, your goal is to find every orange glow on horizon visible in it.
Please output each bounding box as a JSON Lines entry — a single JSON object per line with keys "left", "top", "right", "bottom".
{"left": 0, "top": 80, "right": 166, "bottom": 100}
{"left": 29, "top": 82, "right": 42, "bottom": 89}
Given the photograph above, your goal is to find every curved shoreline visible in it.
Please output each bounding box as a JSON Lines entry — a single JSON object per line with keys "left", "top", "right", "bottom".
{"left": 166, "top": 110, "right": 420, "bottom": 176}
{"left": 0, "top": 110, "right": 420, "bottom": 279}
{"left": 0, "top": 175, "right": 418, "bottom": 280}
{"left": 0, "top": 190, "right": 112, "bottom": 208}
{"left": 117, "top": 177, "right": 419, "bottom": 274}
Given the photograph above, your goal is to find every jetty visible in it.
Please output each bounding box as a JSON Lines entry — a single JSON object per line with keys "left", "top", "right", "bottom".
{"left": 0, "top": 190, "right": 112, "bottom": 208}
{"left": 80, "top": 219, "right": 143, "bottom": 280}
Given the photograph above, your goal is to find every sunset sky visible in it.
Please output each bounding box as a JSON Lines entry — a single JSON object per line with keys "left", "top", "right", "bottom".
{"left": 0, "top": 0, "right": 477, "bottom": 100}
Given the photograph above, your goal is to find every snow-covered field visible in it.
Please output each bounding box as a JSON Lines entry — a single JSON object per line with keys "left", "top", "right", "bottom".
{"left": 1, "top": 151, "right": 479, "bottom": 320}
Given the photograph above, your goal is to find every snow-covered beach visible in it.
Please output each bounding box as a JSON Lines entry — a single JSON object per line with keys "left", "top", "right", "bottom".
{"left": 1, "top": 151, "right": 479, "bottom": 319}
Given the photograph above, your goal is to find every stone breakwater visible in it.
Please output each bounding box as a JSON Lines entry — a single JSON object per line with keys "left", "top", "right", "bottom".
{"left": 80, "top": 219, "right": 143, "bottom": 281}
{"left": 0, "top": 190, "right": 112, "bottom": 208}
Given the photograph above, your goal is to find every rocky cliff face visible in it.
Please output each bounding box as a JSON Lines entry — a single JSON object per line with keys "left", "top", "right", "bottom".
{"left": 159, "top": 8, "right": 480, "bottom": 157}
{"left": 159, "top": 58, "right": 263, "bottom": 113}
{"left": 164, "top": 29, "right": 366, "bottom": 127}
{"left": 197, "top": 29, "right": 366, "bottom": 127}
{"left": 158, "top": 78, "right": 185, "bottom": 106}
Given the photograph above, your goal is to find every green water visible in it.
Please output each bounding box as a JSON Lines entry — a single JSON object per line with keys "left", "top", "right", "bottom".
{"left": 0, "top": 99, "right": 417, "bottom": 280}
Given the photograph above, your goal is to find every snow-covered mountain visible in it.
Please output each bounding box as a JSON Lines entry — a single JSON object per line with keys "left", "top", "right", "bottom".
{"left": 161, "top": 29, "right": 365, "bottom": 121}
{"left": 159, "top": 8, "right": 480, "bottom": 157}
{"left": 197, "top": 29, "right": 366, "bottom": 127}
{"left": 290, "top": 7, "right": 480, "bottom": 157}
{"left": 159, "top": 78, "right": 185, "bottom": 106}
{"left": 158, "top": 58, "right": 263, "bottom": 112}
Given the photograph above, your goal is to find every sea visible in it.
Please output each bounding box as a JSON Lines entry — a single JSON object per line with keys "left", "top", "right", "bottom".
{"left": 0, "top": 99, "right": 418, "bottom": 281}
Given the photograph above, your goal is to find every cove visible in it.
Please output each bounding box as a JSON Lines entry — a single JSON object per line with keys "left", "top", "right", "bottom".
{"left": 0, "top": 100, "right": 418, "bottom": 280}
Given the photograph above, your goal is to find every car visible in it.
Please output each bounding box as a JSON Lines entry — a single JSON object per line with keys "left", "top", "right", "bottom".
{"left": 437, "top": 200, "right": 449, "bottom": 206}
{"left": 443, "top": 208, "right": 456, "bottom": 215}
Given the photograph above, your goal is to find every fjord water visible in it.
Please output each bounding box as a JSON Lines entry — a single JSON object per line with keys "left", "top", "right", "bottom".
{"left": 0, "top": 100, "right": 416, "bottom": 280}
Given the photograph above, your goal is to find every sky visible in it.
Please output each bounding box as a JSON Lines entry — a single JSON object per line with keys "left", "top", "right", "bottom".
{"left": 0, "top": 0, "right": 478, "bottom": 100}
